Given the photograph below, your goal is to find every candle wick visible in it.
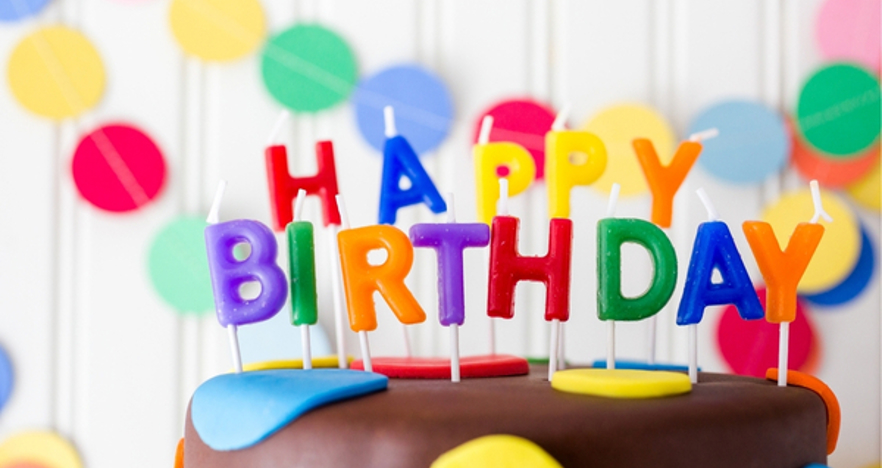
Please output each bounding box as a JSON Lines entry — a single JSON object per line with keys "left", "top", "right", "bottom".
{"left": 551, "top": 105, "right": 570, "bottom": 131}
{"left": 206, "top": 180, "right": 227, "bottom": 225}
{"left": 688, "top": 127, "right": 719, "bottom": 143}
{"left": 384, "top": 106, "right": 397, "bottom": 138}
{"left": 266, "top": 110, "right": 290, "bottom": 146}
{"left": 478, "top": 115, "right": 494, "bottom": 145}
{"left": 696, "top": 188, "right": 719, "bottom": 221}
{"left": 809, "top": 180, "right": 833, "bottom": 224}
{"left": 606, "top": 183, "right": 621, "bottom": 217}
{"left": 293, "top": 188, "right": 307, "bottom": 222}
{"left": 336, "top": 194, "right": 352, "bottom": 230}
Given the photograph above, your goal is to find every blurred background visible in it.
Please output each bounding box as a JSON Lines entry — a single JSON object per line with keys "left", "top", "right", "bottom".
{"left": 0, "top": 0, "right": 878, "bottom": 467}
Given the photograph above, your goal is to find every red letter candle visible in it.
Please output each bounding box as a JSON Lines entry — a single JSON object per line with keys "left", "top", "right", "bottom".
{"left": 338, "top": 225, "right": 427, "bottom": 332}
{"left": 596, "top": 218, "right": 678, "bottom": 321}
{"left": 487, "top": 216, "right": 573, "bottom": 321}
{"left": 742, "top": 222, "right": 824, "bottom": 323}
{"left": 265, "top": 141, "right": 341, "bottom": 230}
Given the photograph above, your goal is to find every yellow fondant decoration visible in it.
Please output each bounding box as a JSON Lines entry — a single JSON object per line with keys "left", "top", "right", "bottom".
{"left": 474, "top": 142, "right": 536, "bottom": 224}
{"left": 847, "top": 159, "right": 881, "bottom": 212}
{"left": 7, "top": 26, "right": 105, "bottom": 120}
{"left": 583, "top": 104, "right": 675, "bottom": 196}
{"left": 430, "top": 435, "right": 563, "bottom": 468}
{"left": 169, "top": 0, "right": 265, "bottom": 62}
{"left": 552, "top": 369, "right": 691, "bottom": 398}
{"left": 0, "top": 431, "right": 82, "bottom": 468}
{"left": 762, "top": 188, "right": 860, "bottom": 293}
{"left": 239, "top": 355, "right": 352, "bottom": 372}
{"left": 546, "top": 130, "right": 608, "bottom": 218}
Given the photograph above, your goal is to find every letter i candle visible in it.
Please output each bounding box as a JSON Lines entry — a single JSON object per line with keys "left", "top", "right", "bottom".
{"left": 742, "top": 180, "right": 828, "bottom": 387}
{"left": 287, "top": 189, "right": 319, "bottom": 370}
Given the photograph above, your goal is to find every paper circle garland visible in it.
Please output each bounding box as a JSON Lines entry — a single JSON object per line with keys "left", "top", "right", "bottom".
{"left": 716, "top": 287, "right": 816, "bottom": 378}
{"left": 474, "top": 99, "right": 556, "bottom": 180}
{"left": 7, "top": 26, "right": 105, "bottom": 119}
{"left": 796, "top": 64, "right": 881, "bottom": 157}
{"left": 169, "top": 0, "right": 265, "bottom": 62}
{"left": 354, "top": 64, "right": 454, "bottom": 155}
{"left": 791, "top": 119, "right": 879, "bottom": 188}
{"left": 0, "top": 0, "right": 50, "bottom": 22}
{"left": 72, "top": 123, "right": 166, "bottom": 212}
{"left": 689, "top": 100, "right": 789, "bottom": 184}
{"left": 816, "top": 0, "right": 881, "bottom": 72}
{"left": 261, "top": 24, "right": 357, "bottom": 113}
{"left": 148, "top": 216, "right": 215, "bottom": 315}
{"left": 847, "top": 159, "right": 881, "bottom": 211}
{"left": 0, "top": 344, "right": 12, "bottom": 416}
{"left": 0, "top": 431, "right": 82, "bottom": 468}
{"left": 583, "top": 104, "right": 675, "bottom": 195}
{"left": 761, "top": 188, "right": 861, "bottom": 294}
{"left": 803, "top": 224, "right": 875, "bottom": 307}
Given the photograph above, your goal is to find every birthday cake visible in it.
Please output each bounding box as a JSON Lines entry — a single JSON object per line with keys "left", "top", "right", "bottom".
{"left": 181, "top": 365, "right": 832, "bottom": 468}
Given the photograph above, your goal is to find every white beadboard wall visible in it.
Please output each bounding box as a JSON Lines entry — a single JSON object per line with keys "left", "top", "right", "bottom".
{"left": 0, "top": 1, "right": 878, "bottom": 467}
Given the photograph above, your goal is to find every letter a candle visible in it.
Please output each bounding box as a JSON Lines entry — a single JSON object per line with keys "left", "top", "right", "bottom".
{"left": 743, "top": 180, "right": 828, "bottom": 387}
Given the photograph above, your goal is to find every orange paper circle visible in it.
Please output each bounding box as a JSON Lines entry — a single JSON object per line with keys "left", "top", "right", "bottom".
{"left": 761, "top": 188, "right": 861, "bottom": 293}
{"left": 790, "top": 119, "right": 879, "bottom": 188}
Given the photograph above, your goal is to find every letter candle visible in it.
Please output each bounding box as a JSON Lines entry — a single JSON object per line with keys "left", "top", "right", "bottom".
{"left": 742, "top": 180, "right": 828, "bottom": 387}
{"left": 633, "top": 128, "right": 714, "bottom": 365}
{"left": 474, "top": 115, "right": 536, "bottom": 224}
{"left": 288, "top": 189, "right": 318, "bottom": 370}
{"left": 204, "top": 181, "right": 289, "bottom": 374}
{"left": 410, "top": 193, "right": 490, "bottom": 382}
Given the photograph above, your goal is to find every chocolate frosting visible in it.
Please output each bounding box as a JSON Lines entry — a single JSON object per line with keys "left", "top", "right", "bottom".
{"left": 184, "top": 367, "right": 827, "bottom": 468}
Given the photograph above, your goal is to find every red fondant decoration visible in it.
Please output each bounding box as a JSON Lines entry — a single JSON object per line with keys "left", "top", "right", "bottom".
{"left": 350, "top": 354, "right": 529, "bottom": 379}
{"left": 487, "top": 217, "right": 573, "bottom": 321}
{"left": 766, "top": 368, "right": 840, "bottom": 455}
{"left": 265, "top": 142, "right": 341, "bottom": 230}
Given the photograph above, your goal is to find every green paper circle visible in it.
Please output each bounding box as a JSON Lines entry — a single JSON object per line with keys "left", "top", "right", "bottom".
{"left": 261, "top": 24, "right": 357, "bottom": 113}
{"left": 796, "top": 63, "right": 881, "bottom": 157}
{"left": 148, "top": 216, "right": 214, "bottom": 315}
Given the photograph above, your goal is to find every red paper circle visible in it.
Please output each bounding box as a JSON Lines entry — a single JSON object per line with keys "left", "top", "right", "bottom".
{"left": 789, "top": 118, "right": 879, "bottom": 188}
{"left": 72, "top": 123, "right": 166, "bottom": 212}
{"left": 473, "top": 99, "right": 556, "bottom": 180}
{"left": 716, "top": 287, "right": 817, "bottom": 378}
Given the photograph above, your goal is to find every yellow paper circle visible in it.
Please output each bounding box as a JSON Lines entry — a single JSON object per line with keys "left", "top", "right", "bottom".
{"left": 583, "top": 104, "right": 675, "bottom": 196}
{"left": 762, "top": 188, "right": 861, "bottom": 293}
{"left": 551, "top": 369, "right": 691, "bottom": 398}
{"left": 431, "top": 435, "right": 563, "bottom": 468}
{"left": 0, "top": 431, "right": 82, "bottom": 468}
{"left": 169, "top": 0, "right": 265, "bottom": 62}
{"left": 847, "top": 159, "right": 881, "bottom": 211}
{"left": 7, "top": 26, "right": 105, "bottom": 120}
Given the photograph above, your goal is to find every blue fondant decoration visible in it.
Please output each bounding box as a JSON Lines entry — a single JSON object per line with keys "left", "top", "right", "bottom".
{"left": 0, "top": 0, "right": 50, "bottom": 22}
{"left": 804, "top": 224, "right": 875, "bottom": 307}
{"left": 192, "top": 369, "right": 388, "bottom": 451}
{"left": 688, "top": 100, "right": 789, "bottom": 184}
{"left": 590, "top": 359, "right": 697, "bottom": 372}
{"left": 0, "top": 343, "right": 13, "bottom": 414}
{"left": 378, "top": 135, "right": 447, "bottom": 224}
{"left": 354, "top": 64, "right": 454, "bottom": 155}
{"left": 677, "top": 221, "right": 764, "bottom": 325}
{"left": 801, "top": 464, "right": 830, "bottom": 468}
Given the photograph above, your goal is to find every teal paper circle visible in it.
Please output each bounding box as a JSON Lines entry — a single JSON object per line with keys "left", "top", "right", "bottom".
{"left": 148, "top": 216, "right": 215, "bottom": 314}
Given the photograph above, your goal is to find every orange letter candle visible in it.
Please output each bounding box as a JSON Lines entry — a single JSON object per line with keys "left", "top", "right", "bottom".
{"left": 633, "top": 139, "right": 702, "bottom": 228}
{"left": 338, "top": 225, "right": 427, "bottom": 332}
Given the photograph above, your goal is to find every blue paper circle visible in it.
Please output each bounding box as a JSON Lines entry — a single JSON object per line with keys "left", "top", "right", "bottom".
{"left": 803, "top": 224, "right": 875, "bottom": 307}
{"left": 353, "top": 64, "right": 454, "bottom": 155}
{"left": 0, "top": 0, "right": 50, "bottom": 21}
{"left": 0, "top": 344, "right": 13, "bottom": 414}
{"left": 688, "top": 100, "right": 789, "bottom": 184}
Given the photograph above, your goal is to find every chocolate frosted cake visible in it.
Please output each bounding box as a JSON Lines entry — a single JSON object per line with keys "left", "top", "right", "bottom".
{"left": 183, "top": 366, "right": 829, "bottom": 468}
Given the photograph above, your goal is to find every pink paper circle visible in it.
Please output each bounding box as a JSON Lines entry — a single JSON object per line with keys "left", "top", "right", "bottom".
{"left": 72, "top": 123, "right": 166, "bottom": 212}
{"left": 473, "top": 99, "right": 556, "bottom": 180}
{"left": 816, "top": 0, "right": 881, "bottom": 72}
{"left": 716, "top": 287, "right": 817, "bottom": 378}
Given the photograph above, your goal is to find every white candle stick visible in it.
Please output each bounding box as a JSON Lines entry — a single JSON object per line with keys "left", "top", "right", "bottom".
{"left": 688, "top": 127, "right": 720, "bottom": 143}
{"left": 605, "top": 183, "right": 621, "bottom": 370}
{"left": 206, "top": 181, "right": 244, "bottom": 374}
{"left": 293, "top": 189, "right": 313, "bottom": 370}
{"left": 446, "top": 192, "right": 461, "bottom": 382}
{"left": 551, "top": 105, "right": 570, "bottom": 131}
{"left": 548, "top": 318, "right": 560, "bottom": 380}
{"left": 478, "top": 115, "right": 494, "bottom": 145}
{"left": 266, "top": 110, "right": 290, "bottom": 146}
{"left": 557, "top": 322, "right": 566, "bottom": 371}
{"left": 328, "top": 225, "right": 348, "bottom": 369}
{"left": 384, "top": 106, "right": 397, "bottom": 138}
{"left": 497, "top": 178, "right": 510, "bottom": 217}
{"left": 336, "top": 194, "right": 373, "bottom": 372}
{"left": 689, "top": 187, "right": 720, "bottom": 384}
